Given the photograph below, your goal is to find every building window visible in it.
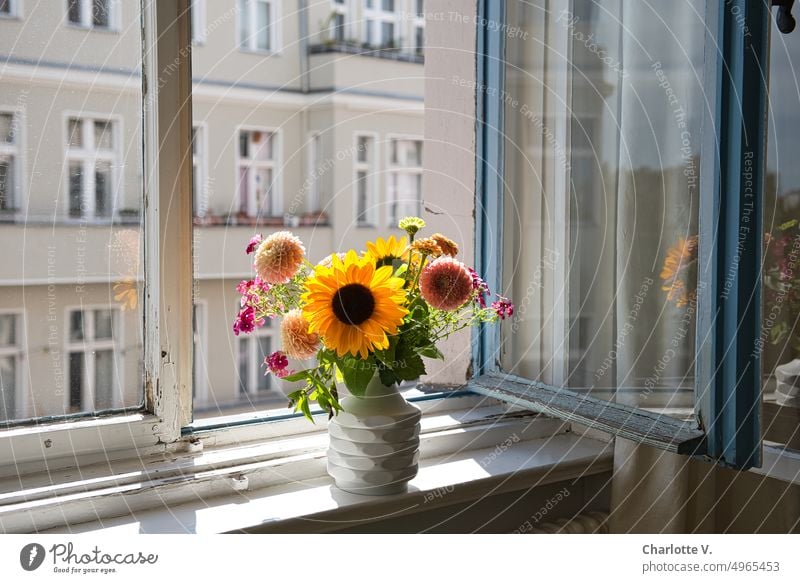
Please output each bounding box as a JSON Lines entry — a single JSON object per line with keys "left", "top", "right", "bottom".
{"left": 387, "top": 138, "right": 422, "bottom": 226}
{"left": 0, "top": 111, "right": 20, "bottom": 214}
{"left": 191, "top": 125, "right": 208, "bottom": 218}
{"left": 363, "top": 0, "right": 398, "bottom": 48}
{"left": 331, "top": 0, "right": 347, "bottom": 43}
{"left": 307, "top": 132, "right": 324, "bottom": 213}
{"left": 237, "top": 319, "right": 277, "bottom": 398}
{"left": 413, "top": 0, "right": 424, "bottom": 54}
{"left": 67, "top": 0, "right": 115, "bottom": 30}
{"left": 237, "top": 128, "right": 279, "bottom": 218}
{"left": 189, "top": 0, "right": 206, "bottom": 44}
{"left": 0, "top": 313, "right": 22, "bottom": 422}
{"left": 0, "top": 0, "right": 18, "bottom": 18}
{"left": 354, "top": 134, "right": 376, "bottom": 227}
{"left": 66, "top": 116, "right": 118, "bottom": 220}
{"left": 66, "top": 308, "right": 120, "bottom": 413}
{"left": 237, "top": 0, "right": 277, "bottom": 53}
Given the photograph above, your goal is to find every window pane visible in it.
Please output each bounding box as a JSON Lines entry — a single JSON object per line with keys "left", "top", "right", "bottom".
{"left": 0, "top": 157, "right": 15, "bottom": 210}
{"left": 0, "top": 355, "right": 15, "bottom": 422}
{"left": 94, "top": 160, "right": 112, "bottom": 218}
{"left": 192, "top": 0, "right": 424, "bottom": 421}
{"left": 255, "top": 0, "right": 270, "bottom": 51}
{"left": 0, "top": 1, "right": 144, "bottom": 422}
{"left": 0, "top": 112, "right": 13, "bottom": 143}
{"left": 501, "top": 1, "right": 703, "bottom": 418}
{"left": 0, "top": 0, "right": 11, "bottom": 15}
{"left": 67, "top": 0, "right": 81, "bottom": 24}
{"left": 0, "top": 314, "right": 16, "bottom": 346}
{"left": 92, "top": 0, "right": 109, "bottom": 28}
{"left": 382, "top": 0, "right": 394, "bottom": 11}
{"left": 94, "top": 349, "right": 115, "bottom": 409}
{"left": 762, "top": 15, "right": 800, "bottom": 450}
{"left": 381, "top": 22, "right": 394, "bottom": 46}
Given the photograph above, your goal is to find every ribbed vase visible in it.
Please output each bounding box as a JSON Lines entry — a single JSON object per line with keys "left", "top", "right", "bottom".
{"left": 327, "top": 374, "right": 421, "bottom": 495}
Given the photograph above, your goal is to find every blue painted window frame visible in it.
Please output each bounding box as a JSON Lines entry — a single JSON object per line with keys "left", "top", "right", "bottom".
{"left": 473, "top": 0, "right": 770, "bottom": 470}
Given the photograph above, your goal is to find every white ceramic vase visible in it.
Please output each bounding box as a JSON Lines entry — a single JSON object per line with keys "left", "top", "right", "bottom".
{"left": 327, "top": 374, "right": 422, "bottom": 495}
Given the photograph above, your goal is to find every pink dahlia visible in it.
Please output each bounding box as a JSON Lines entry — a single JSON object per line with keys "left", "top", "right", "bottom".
{"left": 264, "top": 350, "right": 290, "bottom": 378}
{"left": 253, "top": 231, "right": 306, "bottom": 284}
{"left": 419, "top": 257, "right": 474, "bottom": 311}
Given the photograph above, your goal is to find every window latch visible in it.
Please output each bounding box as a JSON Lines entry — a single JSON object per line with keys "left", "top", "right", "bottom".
{"left": 772, "top": 0, "right": 796, "bottom": 34}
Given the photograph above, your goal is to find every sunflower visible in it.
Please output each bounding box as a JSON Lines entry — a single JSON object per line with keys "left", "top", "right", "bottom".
{"left": 365, "top": 235, "right": 409, "bottom": 268}
{"left": 302, "top": 250, "right": 408, "bottom": 358}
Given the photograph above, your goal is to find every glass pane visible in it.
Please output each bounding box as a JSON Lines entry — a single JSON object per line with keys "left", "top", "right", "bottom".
{"left": 95, "top": 160, "right": 112, "bottom": 217}
{"left": 237, "top": 0, "right": 248, "bottom": 48}
{"left": 255, "top": 0, "right": 270, "bottom": 51}
{"left": 0, "top": 355, "right": 15, "bottom": 422}
{"left": 94, "top": 309, "right": 113, "bottom": 339}
{"left": 762, "top": 14, "right": 800, "bottom": 450}
{"left": 0, "top": 314, "right": 16, "bottom": 346}
{"left": 69, "top": 310, "right": 84, "bottom": 342}
{"left": 381, "top": 22, "right": 394, "bottom": 47}
{"left": 94, "top": 120, "right": 113, "bottom": 150}
{"left": 68, "top": 118, "right": 83, "bottom": 148}
{"left": 0, "top": 1, "right": 144, "bottom": 422}
{"left": 0, "top": 157, "right": 15, "bottom": 210}
{"left": 68, "top": 162, "right": 83, "bottom": 218}
{"left": 501, "top": 0, "right": 703, "bottom": 418}
{"left": 67, "top": 0, "right": 81, "bottom": 24}
{"left": 382, "top": 0, "right": 394, "bottom": 11}
{"left": 0, "top": 0, "right": 10, "bottom": 15}
{"left": 0, "top": 112, "right": 13, "bottom": 143}
{"left": 92, "top": 0, "right": 109, "bottom": 28}
{"left": 256, "top": 335, "right": 272, "bottom": 393}
{"left": 192, "top": 0, "right": 425, "bottom": 421}
{"left": 94, "top": 349, "right": 114, "bottom": 409}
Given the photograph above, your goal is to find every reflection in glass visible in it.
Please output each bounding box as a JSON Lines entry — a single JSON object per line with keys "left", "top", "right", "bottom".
{"left": 502, "top": 0, "right": 704, "bottom": 418}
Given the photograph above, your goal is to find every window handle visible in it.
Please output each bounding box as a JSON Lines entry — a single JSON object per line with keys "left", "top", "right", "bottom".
{"left": 772, "top": 0, "right": 796, "bottom": 34}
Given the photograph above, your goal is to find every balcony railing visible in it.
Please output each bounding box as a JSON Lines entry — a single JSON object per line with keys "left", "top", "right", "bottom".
{"left": 309, "top": 42, "right": 424, "bottom": 65}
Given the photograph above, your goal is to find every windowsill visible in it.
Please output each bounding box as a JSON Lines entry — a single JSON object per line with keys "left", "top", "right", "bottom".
{"left": 0, "top": 395, "right": 612, "bottom": 534}
{"left": 40, "top": 428, "right": 611, "bottom": 534}
{"left": 64, "top": 23, "right": 118, "bottom": 34}
{"left": 238, "top": 48, "right": 281, "bottom": 57}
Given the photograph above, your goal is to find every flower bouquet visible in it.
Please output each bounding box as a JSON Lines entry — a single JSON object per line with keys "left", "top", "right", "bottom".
{"left": 233, "top": 216, "right": 512, "bottom": 494}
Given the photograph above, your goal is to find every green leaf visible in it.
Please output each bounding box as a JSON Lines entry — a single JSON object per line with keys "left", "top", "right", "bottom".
{"left": 373, "top": 336, "right": 398, "bottom": 368}
{"left": 394, "top": 341, "right": 426, "bottom": 381}
{"left": 282, "top": 370, "right": 310, "bottom": 383}
{"left": 417, "top": 344, "right": 444, "bottom": 360}
{"left": 379, "top": 366, "right": 398, "bottom": 387}
{"left": 338, "top": 355, "right": 376, "bottom": 397}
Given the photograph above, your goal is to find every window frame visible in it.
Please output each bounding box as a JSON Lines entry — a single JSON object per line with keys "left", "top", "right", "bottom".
{"left": 0, "top": 106, "right": 24, "bottom": 216}
{"left": 64, "top": 305, "right": 123, "bottom": 413}
{"left": 235, "top": 125, "right": 282, "bottom": 218}
{"left": 63, "top": 112, "right": 123, "bottom": 222}
{"left": 471, "top": 0, "right": 770, "bottom": 469}
{"left": 0, "top": 0, "right": 192, "bottom": 472}
{"left": 353, "top": 131, "right": 378, "bottom": 227}
{"left": 362, "top": 0, "right": 399, "bottom": 49}
{"left": 385, "top": 134, "right": 423, "bottom": 227}
{"left": 66, "top": 0, "right": 119, "bottom": 32}
{"left": 236, "top": 0, "right": 279, "bottom": 54}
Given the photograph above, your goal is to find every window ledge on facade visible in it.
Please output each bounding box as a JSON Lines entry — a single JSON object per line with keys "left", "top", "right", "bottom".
{"left": 309, "top": 43, "right": 424, "bottom": 65}
{"left": 0, "top": 397, "right": 612, "bottom": 534}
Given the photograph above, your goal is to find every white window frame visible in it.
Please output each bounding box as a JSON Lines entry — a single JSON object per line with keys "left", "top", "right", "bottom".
{"left": 236, "top": 126, "right": 282, "bottom": 218}
{"left": 237, "top": 320, "right": 278, "bottom": 399}
{"left": 306, "top": 131, "right": 323, "bottom": 213}
{"left": 192, "top": 122, "right": 209, "bottom": 218}
{"left": 64, "top": 305, "right": 123, "bottom": 412}
{"left": 0, "top": 310, "right": 25, "bottom": 422}
{"left": 353, "top": 131, "right": 378, "bottom": 227}
{"left": 66, "top": 0, "right": 119, "bottom": 31}
{"left": 0, "top": 107, "right": 24, "bottom": 216}
{"left": 386, "top": 134, "right": 423, "bottom": 226}
{"left": 363, "top": 0, "right": 399, "bottom": 48}
{"left": 63, "top": 112, "right": 122, "bottom": 221}
{"left": 189, "top": 0, "right": 206, "bottom": 44}
{"left": 0, "top": 0, "right": 20, "bottom": 19}
{"left": 236, "top": 0, "right": 279, "bottom": 54}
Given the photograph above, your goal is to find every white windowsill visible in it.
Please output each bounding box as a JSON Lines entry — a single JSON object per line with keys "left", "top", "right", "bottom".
{"left": 0, "top": 398, "right": 612, "bottom": 534}
{"left": 41, "top": 432, "right": 612, "bottom": 534}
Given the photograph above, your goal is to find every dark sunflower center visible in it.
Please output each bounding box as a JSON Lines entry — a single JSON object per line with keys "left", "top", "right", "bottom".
{"left": 332, "top": 284, "right": 375, "bottom": 326}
